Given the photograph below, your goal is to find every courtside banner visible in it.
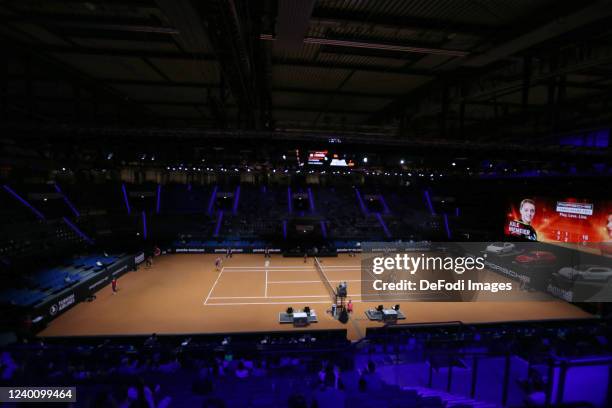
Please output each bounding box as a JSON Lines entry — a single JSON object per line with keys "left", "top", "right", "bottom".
{"left": 360, "top": 242, "right": 612, "bottom": 302}
{"left": 32, "top": 254, "right": 136, "bottom": 323}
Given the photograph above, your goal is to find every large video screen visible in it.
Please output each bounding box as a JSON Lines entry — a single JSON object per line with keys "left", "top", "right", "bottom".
{"left": 308, "top": 150, "right": 327, "bottom": 165}
{"left": 505, "top": 197, "right": 612, "bottom": 254}
{"left": 308, "top": 151, "right": 355, "bottom": 167}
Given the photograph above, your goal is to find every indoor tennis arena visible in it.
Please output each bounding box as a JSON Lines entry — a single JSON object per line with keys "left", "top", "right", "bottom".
{"left": 37, "top": 254, "right": 590, "bottom": 341}
{"left": 1, "top": 0, "right": 612, "bottom": 407}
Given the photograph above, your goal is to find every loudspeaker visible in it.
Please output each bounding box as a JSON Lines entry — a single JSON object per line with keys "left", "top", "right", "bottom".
{"left": 338, "top": 310, "right": 349, "bottom": 324}
{"left": 286, "top": 307, "right": 293, "bottom": 314}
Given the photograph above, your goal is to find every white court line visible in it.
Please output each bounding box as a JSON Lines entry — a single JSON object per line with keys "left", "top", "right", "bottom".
{"left": 267, "top": 279, "right": 367, "bottom": 284}
{"left": 205, "top": 300, "right": 333, "bottom": 306}
{"left": 204, "top": 267, "right": 224, "bottom": 305}
{"left": 264, "top": 266, "right": 268, "bottom": 298}
{"left": 315, "top": 265, "right": 361, "bottom": 268}
{"left": 223, "top": 266, "right": 313, "bottom": 269}
{"left": 268, "top": 280, "right": 321, "bottom": 284}
{"left": 203, "top": 296, "right": 441, "bottom": 306}
{"left": 222, "top": 266, "right": 362, "bottom": 271}
{"left": 222, "top": 268, "right": 362, "bottom": 272}
{"left": 221, "top": 269, "right": 316, "bottom": 273}
{"left": 210, "top": 295, "right": 331, "bottom": 299}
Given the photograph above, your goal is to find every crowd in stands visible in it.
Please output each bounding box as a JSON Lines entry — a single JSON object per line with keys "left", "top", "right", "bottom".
{"left": 1, "top": 319, "right": 611, "bottom": 407}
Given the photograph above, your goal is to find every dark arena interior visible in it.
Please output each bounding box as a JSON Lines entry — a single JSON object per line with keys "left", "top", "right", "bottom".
{"left": 2, "top": 1, "right": 612, "bottom": 407}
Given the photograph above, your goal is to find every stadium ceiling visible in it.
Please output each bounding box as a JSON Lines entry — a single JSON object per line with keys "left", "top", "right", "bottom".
{"left": 2, "top": 0, "right": 612, "bottom": 148}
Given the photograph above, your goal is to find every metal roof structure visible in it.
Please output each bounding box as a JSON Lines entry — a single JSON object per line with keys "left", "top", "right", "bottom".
{"left": 2, "top": 0, "right": 612, "bottom": 147}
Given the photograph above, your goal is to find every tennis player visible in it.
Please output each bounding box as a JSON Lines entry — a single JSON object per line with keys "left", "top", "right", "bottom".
{"left": 215, "top": 256, "right": 222, "bottom": 272}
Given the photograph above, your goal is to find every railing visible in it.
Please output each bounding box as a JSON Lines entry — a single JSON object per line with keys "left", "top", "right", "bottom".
{"left": 356, "top": 319, "right": 611, "bottom": 407}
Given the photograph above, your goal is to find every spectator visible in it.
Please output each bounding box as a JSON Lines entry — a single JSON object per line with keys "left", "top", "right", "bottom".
{"left": 288, "top": 394, "right": 308, "bottom": 408}
{"left": 144, "top": 333, "right": 158, "bottom": 348}
{"left": 235, "top": 361, "right": 249, "bottom": 379}
{"left": 89, "top": 390, "right": 118, "bottom": 408}
{"left": 202, "top": 398, "right": 226, "bottom": 408}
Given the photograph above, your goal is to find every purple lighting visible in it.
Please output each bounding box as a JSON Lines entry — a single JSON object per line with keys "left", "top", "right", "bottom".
{"left": 232, "top": 186, "right": 241, "bottom": 215}
{"left": 355, "top": 188, "right": 368, "bottom": 214}
{"left": 62, "top": 217, "right": 93, "bottom": 244}
{"left": 443, "top": 213, "right": 452, "bottom": 239}
{"left": 283, "top": 220, "right": 287, "bottom": 239}
{"left": 207, "top": 186, "right": 218, "bottom": 215}
{"left": 375, "top": 213, "right": 391, "bottom": 239}
{"left": 455, "top": 207, "right": 460, "bottom": 217}
{"left": 142, "top": 211, "right": 148, "bottom": 239}
{"left": 54, "top": 183, "right": 80, "bottom": 217}
{"left": 320, "top": 221, "right": 327, "bottom": 238}
{"left": 121, "top": 184, "right": 131, "bottom": 215}
{"left": 3, "top": 185, "right": 45, "bottom": 220}
{"left": 156, "top": 184, "right": 161, "bottom": 214}
{"left": 560, "top": 128, "right": 609, "bottom": 148}
{"left": 379, "top": 194, "right": 390, "bottom": 214}
{"left": 213, "top": 211, "right": 223, "bottom": 237}
{"left": 287, "top": 187, "right": 293, "bottom": 214}
{"left": 424, "top": 190, "right": 435, "bottom": 215}
{"left": 307, "top": 188, "right": 315, "bottom": 212}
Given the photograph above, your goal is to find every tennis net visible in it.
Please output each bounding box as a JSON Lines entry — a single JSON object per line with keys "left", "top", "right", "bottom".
{"left": 314, "top": 257, "right": 336, "bottom": 301}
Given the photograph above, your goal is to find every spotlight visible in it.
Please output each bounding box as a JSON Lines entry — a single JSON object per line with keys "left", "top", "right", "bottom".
{"left": 363, "top": 157, "right": 368, "bottom": 163}
{"left": 282, "top": 155, "right": 286, "bottom": 160}
{"left": 400, "top": 159, "right": 405, "bottom": 164}
{"left": 452, "top": 162, "right": 456, "bottom": 166}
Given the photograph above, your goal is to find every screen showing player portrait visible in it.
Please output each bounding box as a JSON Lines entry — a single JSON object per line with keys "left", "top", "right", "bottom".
{"left": 505, "top": 197, "right": 612, "bottom": 254}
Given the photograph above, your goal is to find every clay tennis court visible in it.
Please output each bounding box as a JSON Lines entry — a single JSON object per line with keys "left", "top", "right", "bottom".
{"left": 39, "top": 254, "right": 591, "bottom": 341}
